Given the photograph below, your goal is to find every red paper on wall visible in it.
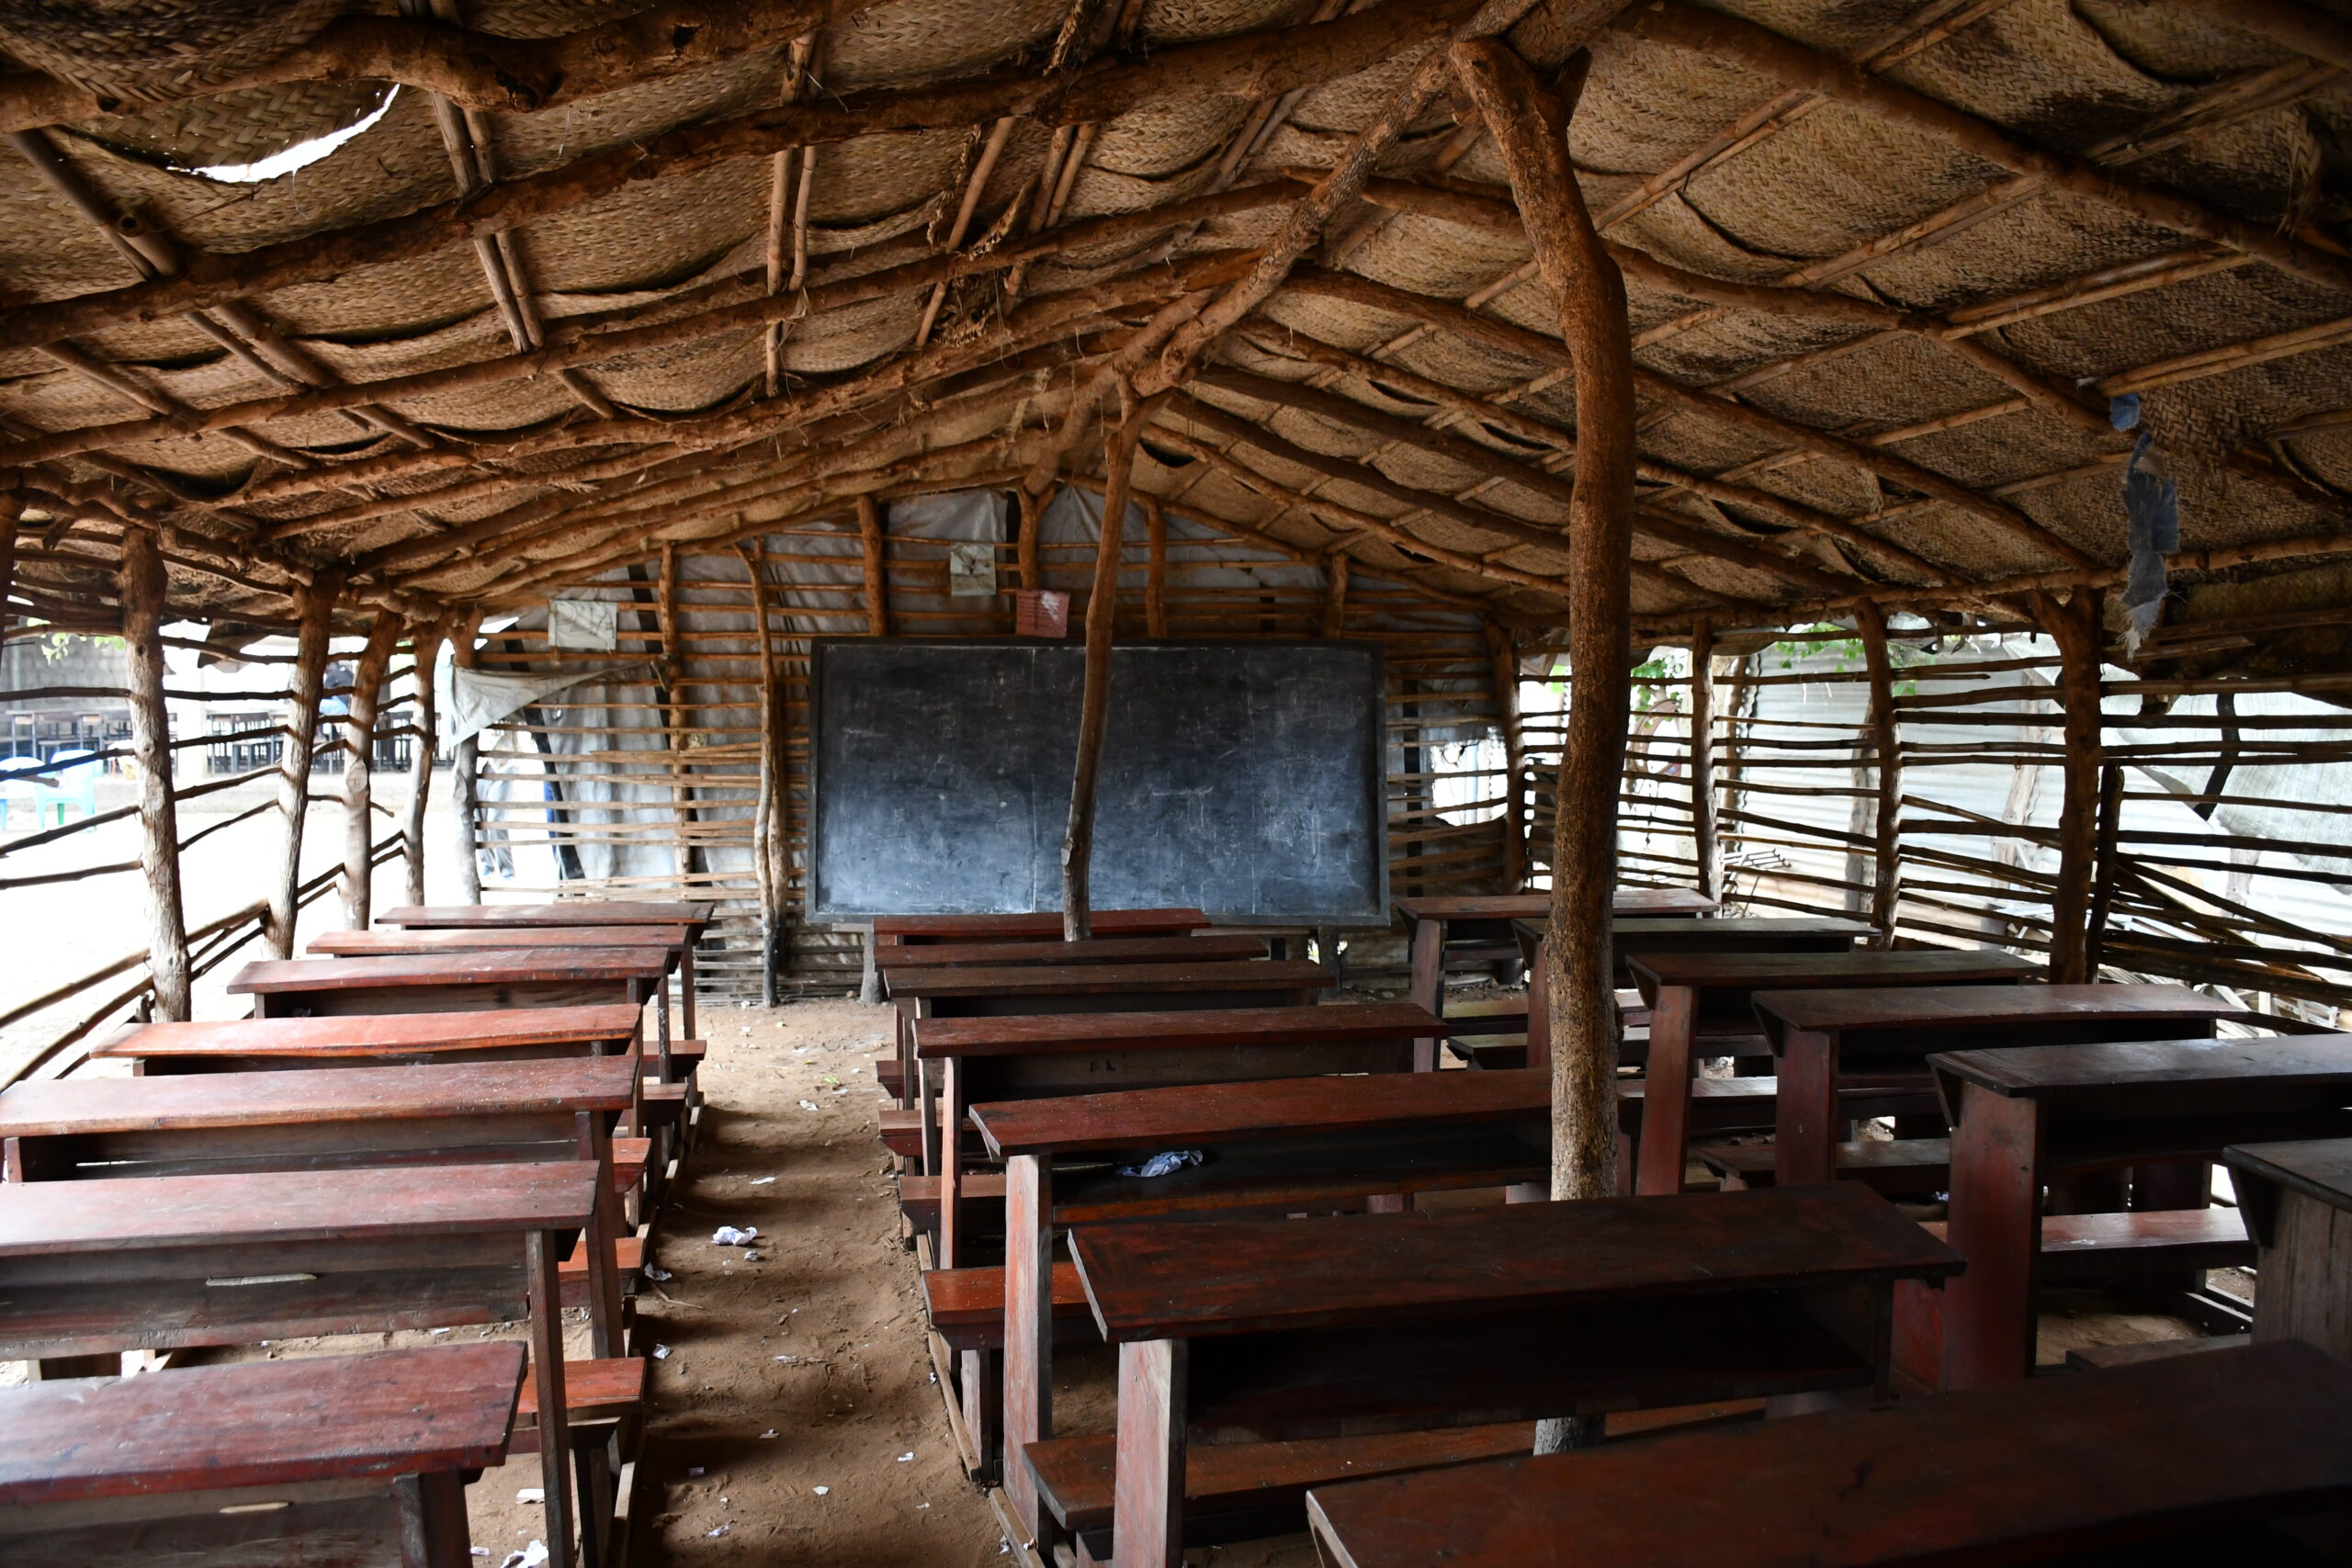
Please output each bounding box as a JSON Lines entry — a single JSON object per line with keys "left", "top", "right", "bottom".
{"left": 1015, "top": 590, "right": 1069, "bottom": 637}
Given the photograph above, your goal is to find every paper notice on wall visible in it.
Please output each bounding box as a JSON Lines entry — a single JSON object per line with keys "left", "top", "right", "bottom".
{"left": 947, "top": 542, "right": 997, "bottom": 597}
{"left": 1015, "top": 590, "right": 1069, "bottom": 637}
{"left": 548, "top": 599, "right": 617, "bottom": 650}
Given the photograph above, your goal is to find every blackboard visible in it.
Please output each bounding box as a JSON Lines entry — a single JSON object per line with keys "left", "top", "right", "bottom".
{"left": 808, "top": 638, "right": 1388, "bottom": 924}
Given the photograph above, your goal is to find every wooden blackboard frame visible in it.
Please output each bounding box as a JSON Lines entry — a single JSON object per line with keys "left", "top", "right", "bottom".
{"left": 806, "top": 637, "right": 1389, "bottom": 924}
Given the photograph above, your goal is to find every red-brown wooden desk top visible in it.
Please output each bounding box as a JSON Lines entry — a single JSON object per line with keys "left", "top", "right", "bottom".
{"left": 885, "top": 959, "right": 1330, "bottom": 1002}
{"left": 1394, "top": 890, "right": 1717, "bottom": 922}
{"left": 91, "top": 1005, "right": 644, "bottom": 1064}
{"left": 975, "top": 1067, "right": 1546, "bottom": 1158}
{"left": 1630, "top": 947, "right": 2040, "bottom": 1003}
{"left": 1756, "top": 981, "right": 2252, "bottom": 1051}
{"left": 0, "top": 1159, "right": 599, "bottom": 1257}
{"left": 0, "top": 1341, "right": 525, "bottom": 1506}
{"left": 1302, "top": 1341, "right": 2352, "bottom": 1568}
{"left": 309, "top": 926, "right": 688, "bottom": 964}
{"left": 380, "top": 901, "right": 711, "bottom": 932}
{"left": 1934, "top": 1032, "right": 2352, "bottom": 1111}
{"left": 874, "top": 908, "right": 1209, "bottom": 941}
{"left": 915, "top": 1002, "right": 1439, "bottom": 1060}
{"left": 228, "top": 949, "right": 672, "bottom": 994}
{"left": 1071, "top": 1182, "right": 1960, "bottom": 1342}
{"left": 0, "top": 1055, "right": 639, "bottom": 1140}
{"left": 876, "top": 935, "right": 1267, "bottom": 971}
{"left": 2226, "top": 1134, "right": 2352, "bottom": 1216}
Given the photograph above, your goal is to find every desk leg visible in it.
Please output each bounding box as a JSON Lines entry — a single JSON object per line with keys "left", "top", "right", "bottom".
{"left": 1110, "top": 1337, "right": 1187, "bottom": 1568}
{"left": 1527, "top": 933, "right": 1551, "bottom": 1077}
{"left": 527, "top": 1229, "right": 578, "bottom": 1568}
{"left": 679, "top": 945, "right": 696, "bottom": 1041}
{"left": 1771, "top": 1028, "right": 1839, "bottom": 1189}
{"left": 1005, "top": 1154, "right": 1054, "bottom": 1542}
{"left": 919, "top": 1055, "right": 941, "bottom": 1179}
{"left": 895, "top": 1001, "right": 917, "bottom": 1110}
{"left": 1634, "top": 987, "right": 1695, "bottom": 1196}
{"left": 582, "top": 1117, "right": 628, "bottom": 1359}
{"left": 401, "top": 1470, "right": 475, "bottom": 1568}
{"left": 938, "top": 1057, "right": 965, "bottom": 1269}
{"left": 1942, "top": 1086, "right": 2042, "bottom": 1391}
{"left": 1408, "top": 919, "right": 1442, "bottom": 1072}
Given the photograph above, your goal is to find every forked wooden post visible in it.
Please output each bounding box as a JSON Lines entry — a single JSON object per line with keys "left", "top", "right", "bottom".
{"left": 2039, "top": 589, "right": 2105, "bottom": 982}
{"left": 267, "top": 570, "right": 336, "bottom": 957}
{"left": 402, "top": 615, "right": 449, "bottom": 909}
{"left": 1453, "top": 39, "right": 1632, "bottom": 1214}
{"left": 119, "top": 527, "right": 189, "bottom": 1021}
{"left": 341, "top": 611, "right": 403, "bottom": 931}
{"left": 1688, "top": 616, "right": 1718, "bottom": 902}
{"left": 449, "top": 610, "right": 484, "bottom": 904}
{"left": 1857, "top": 604, "right": 1901, "bottom": 945}
{"left": 1061, "top": 387, "right": 1149, "bottom": 942}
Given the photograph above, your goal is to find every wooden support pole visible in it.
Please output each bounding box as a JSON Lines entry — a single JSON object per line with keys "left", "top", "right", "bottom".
{"left": 0, "top": 489, "right": 18, "bottom": 637}
{"left": 1063, "top": 389, "right": 1148, "bottom": 941}
{"left": 1858, "top": 604, "right": 1901, "bottom": 945}
{"left": 1688, "top": 615, "right": 1719, "bottom": 903}
{"left": 2085, "top": 761, "right": 2125, "bottom": 976}
{"left": 119, "top": 528, "right": 189, "bottom": 1021}
{"left": 1454, "top": 41, "right": 1633, "bottom": 1224}
{"left": 266, "top": 570, "right": 336, "bottom": 958}
{"left": 450, "top": 610, "right": 484, "bottom": 904}
{"left": 739, "top": 537, "right": 790, "bottom": 1004}
{"left": 2039, "top": 589, "right": 2105, "bottom": 983}
{"left": 1486, "top": 619, "right": 1528, "bottom": 891}
{"left": 857, "top": 493, "right": 890, "bottom": 635}
{"left": 341, "top": 610, "right": 402, "bottom": 931}
{"left": 402, "top": 615, "right": 447, "bottom": 909}
{"left": 1144, "top": 495, "right": 1168, "bottom": 637}
{"left": 1016, "top": 485, "right": 1043, "bottom": 591}
{"left": 1321, "top": 549, "right": 1350, "bottom": 637}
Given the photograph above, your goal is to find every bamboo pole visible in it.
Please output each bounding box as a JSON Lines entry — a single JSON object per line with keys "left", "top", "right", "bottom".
{"left": 1063, "top": 386, "right": 1149, "bottom": 940}
{"left": 341, "top": 610, "right": 402, "bottom": 930}
{"left": 402, "top": 615, "right": 448, "bottom": 908}
{"left": 1688, "top": 616, "right": 1719, "bottom": 902}
{"left": 2039, "top": 589, "right": 2105, "bottom": 982}
{"left": 1454, "top": 40, "right": 1633, "bottom": 1230}
{"left": 118, "top": 527, "right": 189, "bottom": 1020}
{"left": 1858, "top": 604, "right": 1902, "bottom": 944}
{"left": 266, "top": 572, "right": 336, "bottom": 958}
{"left": 1487, "top": 619, "right": 1528, "bottom": 890}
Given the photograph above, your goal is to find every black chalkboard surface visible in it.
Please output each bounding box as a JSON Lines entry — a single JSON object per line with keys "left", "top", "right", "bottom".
{"left": 808, "top": 638, "right": 1387, "bottom": 923}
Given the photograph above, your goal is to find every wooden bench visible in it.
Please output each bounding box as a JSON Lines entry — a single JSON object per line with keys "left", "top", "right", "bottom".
{"left": 380, "top": 899, "right": 713, "bottom": 1037}
{"left": 1755, "top": 982, "right": 2258, "bottom": 1187}
{"left": 1046, "top": 1182, "right": 1961, "bottom": 1568}
{"left": 1623, "top": 948, "right": 2038, "bottom": 1196}
{"left": 1930, "top": 1032, "right": 2352, "bottom": 1389}
{"left": 2225, "top": 1137, "right": 2352, "bottom": 1364}
{"left": 1302, "top": 1340, "right": 2352, "bottom": 1567}
{"left": 1702, "top": 1137, "right": 1952, "bottom": 1196}
{"left": 0, "top": 1342, "right": 524, "bottom": 1568}
{"left": 1515, "top": 916, "right": 1870, "bottom": 1059}
{"left": 910, "top": 995, "right": 1420, "bottom": 1267}
{"left": 0, "top": 1160, "right": 605, "bottom": 1568}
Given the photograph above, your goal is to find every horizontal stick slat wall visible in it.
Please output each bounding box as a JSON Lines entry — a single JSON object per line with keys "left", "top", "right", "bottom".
{"left": 1522, "top": 627, "right": 2352, "bottom": 1023}
{"left": 475, "top": 497, "right": 1510, "bottom": 998}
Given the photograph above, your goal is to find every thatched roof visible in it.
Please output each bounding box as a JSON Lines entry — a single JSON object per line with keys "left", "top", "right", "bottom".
{"left": 0, "top": 0, "right": 2346, "bottom": 639}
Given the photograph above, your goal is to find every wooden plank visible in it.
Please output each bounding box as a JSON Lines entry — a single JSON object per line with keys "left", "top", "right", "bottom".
{"left": 1939, "top": 1035, "right": 2352, "bottom": 1114}
{"left": 1630, "top": 948, "right": 2039, "bottom": 998}
{"left": 309, "top": 926, "right": 689, "bottom": 962}
{"left": 380, "top": 901, "right": 712, "bottom": 931}
{"left": 1302, "top": 1342, "right": 2352, "bottom": 1567}
{"left": 875, "top": 908, "right": 1209, "bottom": 941}
{"left": 876, "top": 935, "right": 1268, "bottom": 971}
{"left": 1392, "top": 890, "right": 1715, "bottom": 920}
{"left": 1757, "top": 982, "right": 2252, "bottom": 1039}
{"left": 917, "top": 1002, "right": 1440, "bottom": 1060}
{"left": 1069, "top": 1184, "right": 1961, "bottom": 1343}
{"left": 0, "top": 1342, "right": 524, "bottom": 1505}
{"left": 0, "top": 1055, "right": 638, "bottom": 1138}
{"left": 228, "top": 950, "right": 671, "bottom": 993}
{"left": 93, "top": 1006, "right": 644, "bottom": 1062}
{"left": 882, "top": 959, "right": 1329, "bottom": 1000}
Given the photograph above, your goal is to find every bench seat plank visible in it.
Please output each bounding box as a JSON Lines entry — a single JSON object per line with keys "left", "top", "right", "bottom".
{"left": 310, "top": 926, "right": 691, "bottom": 960}
{"left": 916, "top": 1003, "right": 1440, "bottom": 1061}
{"left": 93, "top": 1005, "right": 644, "bottom": 1065}
{"left": 380, "top": 901, "right": 711, "bottom": 931}
{"left": 229, "top": 951, "right": 671, "bottom": 995}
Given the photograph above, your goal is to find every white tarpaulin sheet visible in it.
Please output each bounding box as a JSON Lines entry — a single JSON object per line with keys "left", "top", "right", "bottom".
{"left": 440, "top": 661, "right": 650, "bottom": 747}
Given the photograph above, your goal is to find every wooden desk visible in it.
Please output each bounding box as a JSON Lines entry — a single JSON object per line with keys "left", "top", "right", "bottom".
{"left": 0, "top": 1342, "right": 524, "bottom": 1568}
{"left": 0, "top": 1055, "right": 639, "bottom": 1356}
{"left": 1302, "top": 1340, "right": 2352, "bottom": 1568}
{"left": 90, "top": 1005, "right": 644, "bottom": 1073}
{"left": 873, "top": 909, "right": 1209, "bottom": 944}
{"left": 2225, "top": 1138, "right": 2352, "bottom": 1364}
{"left": 1933, "top": 1033, "right": 2352, "bottom": 1389}
{"left": 911, "top": 995, "right": 1415, "bottom": 1269}
{"left": 0, "top": 1161, "right": 599, "bottom": 1567}
{"left": 1759, "top": 983, "right": 2253, "bottom": 1188}
{"left": 976, "top": 1066, "right": 1546, "bottom": 1534}
{"left": 1064, "top": 1183, "right": 1960, "bottom": 1568}
{"left": 1623, "top": 948, "right": 2033, "bottom": 1195}
{"left": 876, "top": 935, "right": 1267, "bottom": 973}
{"left": 379, "top": 899, "right": 712, "bottom": 1035}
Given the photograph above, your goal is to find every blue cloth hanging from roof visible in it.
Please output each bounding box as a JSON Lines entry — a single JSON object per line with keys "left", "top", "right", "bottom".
{"left": 2111, "top": 394, "right": 2178, "bottom": 644}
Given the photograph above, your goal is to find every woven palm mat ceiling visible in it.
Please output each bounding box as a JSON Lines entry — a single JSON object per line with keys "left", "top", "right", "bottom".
{"left": 0, "top": 0, "right": 2346, "bottom": 634}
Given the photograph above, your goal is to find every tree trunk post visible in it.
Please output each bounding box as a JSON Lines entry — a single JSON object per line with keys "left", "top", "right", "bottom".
{"left": 450, "top": 611, "right": 484, "bottom": 903}
{"left": 1016, "top": 486, "right": 1043, "bottom": 592}
{"left": 1858, "top": 604, "right": 1902, "bottom": 946}
{"left": 119, "top": 529, "right": 190, "bottom": 1020}
{"left": 1453, "top": 41, "right": 1634, "bottom": 1224}
{"left": 1321, "top": 550, "right": 1350, "bottom": 637}
{"left": 1144, "top": 496, "right": 1168, "bottom": 637}
{"left": 267, "top": 572, "right": 337, "bottom": 958}
{"left": 0, "top": 489, "right": 19, "bottom": 638}
{"left": 2039, "top": 589, "right": 2105, "bottom": 983}
{"left": 1485, "top": 620, "right": 1528, "bottom": 891}
{"left": 740, "top": 538, "right": 791, "bottom": 1004}
{"left": 858, "top": 494, "right": 890, "bottom": 636}
{"left": 403, "top": 615, "right": 449, "bottom": 909}
{"left": 1688, "top": 616, "right": 1718, "bottom": 903}
{"left": 341, "top": 611, "right": 403, "bottom": 930}
{"left": 1062, "top": 389, "right": 1149, "bottom": 941}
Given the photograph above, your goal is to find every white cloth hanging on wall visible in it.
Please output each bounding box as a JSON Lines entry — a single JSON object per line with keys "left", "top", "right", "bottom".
{"left": 440, "top": 661, "right": 650, "bottom": 747}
